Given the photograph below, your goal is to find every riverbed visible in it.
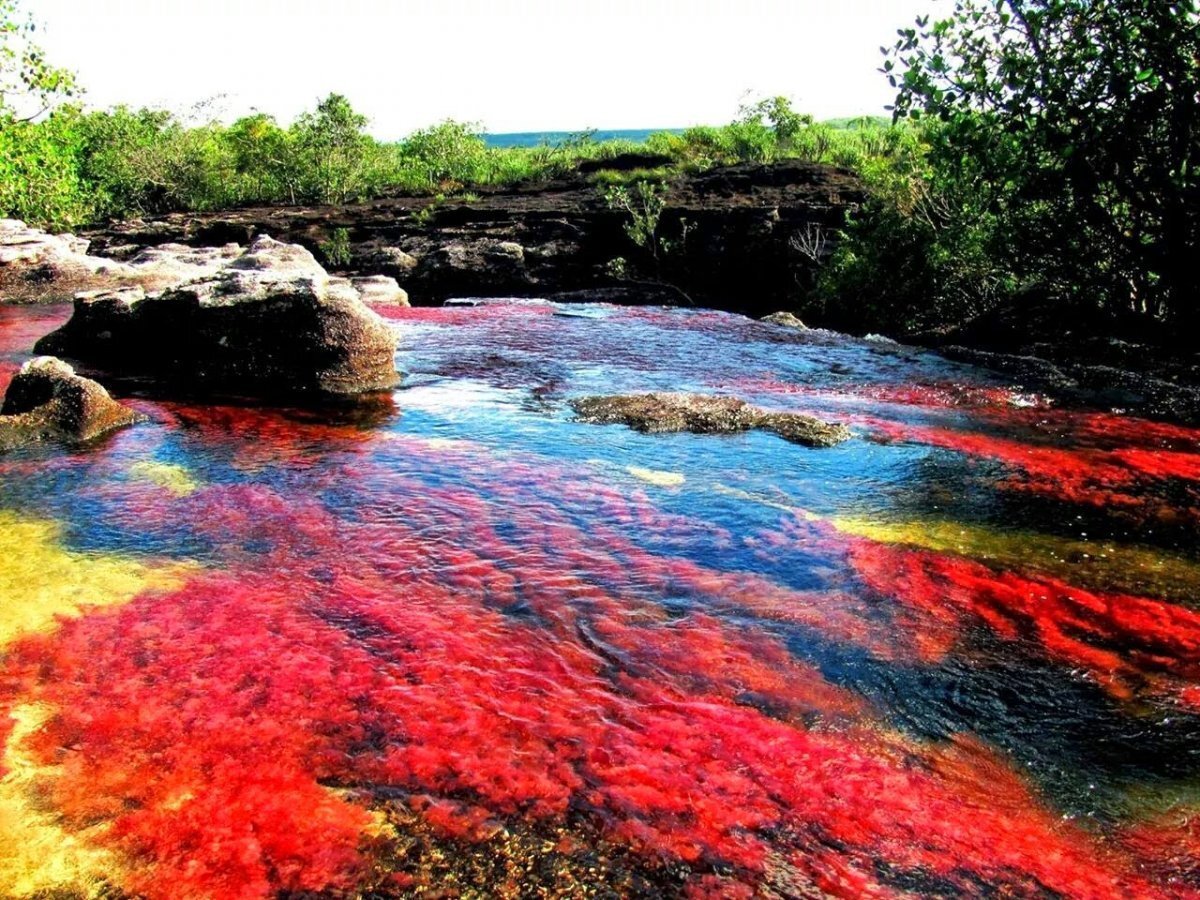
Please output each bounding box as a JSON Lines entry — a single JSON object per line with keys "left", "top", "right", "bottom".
{"left": 1, "top": 300, "right": 1198, "bottom": 898}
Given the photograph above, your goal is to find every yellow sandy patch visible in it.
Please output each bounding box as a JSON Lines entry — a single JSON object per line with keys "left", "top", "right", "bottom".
{"left": 0, "top": 704, "right": 124, "bottom": 897}
{"left": 626, "top": 466, "right": 686, "bottom": 487}
{"left": 127, "top": 460, "right": 201, "bottom": 496}
{"left": 0, "top": 509, "right": 194, "bottom": 648}
{"left": 830, "top": 515, "right": 1200, "bottom": 602}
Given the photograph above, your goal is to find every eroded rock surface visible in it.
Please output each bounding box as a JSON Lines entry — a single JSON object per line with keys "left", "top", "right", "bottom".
{"left": 0, "top": 357, "right": 143, "bottom": 449}
{"left": 0, "top": 219, "right": 242, "bottom": 301}
{"left": 36, "top": 236, "right": 399, "bottom": 398}
{"left": 84, "top": 160, "right": 865, "bottom": 314}
{"left": 350, "top": 275, "right": 409, "bottom": 307}
{"left": 571, "top": 393, "right": 850, "bottom": 447}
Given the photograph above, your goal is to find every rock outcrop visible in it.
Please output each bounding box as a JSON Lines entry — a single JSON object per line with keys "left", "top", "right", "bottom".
{"left": 36, "top": 236, "right": 399, "bottom": 398}
{"left": 349, "top": 275, "right": 409, "bottom": 307}
{"left": 571, "top": 393, "right": 850, "bottom": 447}
{"left": 0, "top": 357, "right": 143, "bottom": 449}
{"left": 0, "top": 219, "right": 242, "bottom": 302}
{"left": 83, "top": 160, "right": 864, "bottom": 315}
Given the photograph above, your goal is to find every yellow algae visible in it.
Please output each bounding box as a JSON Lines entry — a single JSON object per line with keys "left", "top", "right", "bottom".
{"left": 830, "top": 515, "right": 1200, "bottom": 603}
{"left": 128, "top": 460, "right": 201, "bottom": 496}
{"left": 1116, "top": 777, "right": 1200, "bottom": 825}
{"left": 0, "top": 703, "right": 124, "bottom": 897}
{"left": 0, "top": 510, "right": 194, "bottom": 648}
{"left": 626, "top": 465, "right": 686, "bottom": 487}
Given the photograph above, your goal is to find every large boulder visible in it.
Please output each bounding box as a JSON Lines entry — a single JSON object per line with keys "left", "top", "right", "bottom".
{"left": 357, "top": 245, "right": 420, "bottom": 281}
{"left": 0, "top": 219, "right": 242, "bottom": 302}
{"left": 0, "top": 357, "right": 143, "bottom": 449}
{"left": 36, "top": 236, "right": 400, "bottom": 398}
{"left": 570, "top": 393, "right": 850, "bottom": 447}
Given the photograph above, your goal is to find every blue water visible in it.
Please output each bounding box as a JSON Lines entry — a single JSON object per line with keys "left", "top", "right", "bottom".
{"left": 483, "top": 128, "right": 685, "bottom": 148}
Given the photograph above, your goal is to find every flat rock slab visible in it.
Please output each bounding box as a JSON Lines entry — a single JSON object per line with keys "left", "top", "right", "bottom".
{"left": 0, "top": 356, "right": 143, "bottom": 450}
{"left": 570, "top": 392, "right": 850, "bottom": 447}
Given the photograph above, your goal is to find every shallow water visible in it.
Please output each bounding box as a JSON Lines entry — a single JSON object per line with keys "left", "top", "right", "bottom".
{"left": 1, "top": 299, "right": 1199, "bottom": 898}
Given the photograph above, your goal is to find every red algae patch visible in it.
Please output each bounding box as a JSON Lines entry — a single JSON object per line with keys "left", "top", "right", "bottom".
{"left": 0, "top": 468, "right": 1180, "bottom": 899}
{"left": 848, "top": 540, "right": 1200, "bottom": 706}
{"left": 3, "top": 301, "right": 1199, "bottom": 898}
{"left": 871, "top": 420, "right": 1200, "bottom": 510}
{"left": 2, "top": 565, "right": 1168, "bottom": 899}
{"left": 721, "top": 377, "right": 1200, "bottom": 510}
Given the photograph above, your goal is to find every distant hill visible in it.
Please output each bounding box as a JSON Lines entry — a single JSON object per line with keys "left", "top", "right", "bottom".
{"left": 483, "top": 119, "right": 892, "bottom": 149}
{"left": 483, "top": 129, "right": 684, "bottom": 148}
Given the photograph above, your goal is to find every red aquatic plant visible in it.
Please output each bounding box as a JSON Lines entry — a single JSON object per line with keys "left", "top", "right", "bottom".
{"left": 870, "top": 420, "right": 1200, "bottom": 509}
{"left": 1, "top": 465, "right": 1182, "bottom": 899}
{"left": 0, "top": 302, "right": 74, "bottom": 392}
{"left": 3, "top": 298, "right": 1197, "bottom": 897}
{"left": 848, "top": 539, "right": 1200, "bottom": 705}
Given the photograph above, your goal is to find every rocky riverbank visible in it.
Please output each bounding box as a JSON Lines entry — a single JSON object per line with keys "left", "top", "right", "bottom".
{"left": 4, "top": 159, "right": 1198, "bottom": 425}
{"left": 76, "top": 160, "right": 864, "bottom": 317}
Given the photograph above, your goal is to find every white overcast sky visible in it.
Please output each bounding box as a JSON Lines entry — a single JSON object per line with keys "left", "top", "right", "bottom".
{"left": 33, "top": 0, "right": 940, "bottom": 139}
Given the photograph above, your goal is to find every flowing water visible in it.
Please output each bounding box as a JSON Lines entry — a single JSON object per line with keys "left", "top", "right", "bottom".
{"left": 1, "top": 299, "right": 1199, "bottom": 898}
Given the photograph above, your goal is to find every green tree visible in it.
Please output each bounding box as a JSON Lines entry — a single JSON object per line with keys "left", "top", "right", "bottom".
{"left": 0, "top": 106, "right": 90, "bottom": 226}
{"left": 738, "top": 95, "right": 812, "bottom": 150}
{"left": 885, "top": 0, "right": 1200, "bottom": 327}
{"left": 0, "top": 0, "right": 84, "bottom": 226}
{"left": 293, "top": 93, "right": 372, "bottom": 203}
{"left": 227, "top": 112, "right": 297, "bottom": 202}
{"left": 0, "top": 0, "right": 77, "bottom": 124}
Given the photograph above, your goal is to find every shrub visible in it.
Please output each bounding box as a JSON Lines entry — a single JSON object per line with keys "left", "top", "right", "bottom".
{"left": 318, "top": 227, "right": 352, "bottom": 267}
{"left": 400, "top": 120, "right": 488, "bottom": 188}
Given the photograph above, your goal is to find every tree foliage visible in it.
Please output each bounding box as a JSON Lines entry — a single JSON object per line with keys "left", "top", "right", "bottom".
{"left": 293, "top": 93, "right": 372, "bottom": 204}
{"left": 399, "top": 119, "right": 489, "bottom": 188}
{"left": 884, "top": 0, "right": 1200, "bottom": 325}
{"left": 0, "top": 0, "right": 77, "bottom": 123}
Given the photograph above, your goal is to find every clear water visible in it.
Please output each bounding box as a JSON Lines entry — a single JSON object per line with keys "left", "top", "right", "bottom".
{"left": 1, "top": 300, "right": 1198, "bottom": 898}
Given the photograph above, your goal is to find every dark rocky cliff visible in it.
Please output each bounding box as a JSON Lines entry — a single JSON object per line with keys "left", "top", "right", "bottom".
{"left": 85, "top": 161, "right": 864, "bottom": 316}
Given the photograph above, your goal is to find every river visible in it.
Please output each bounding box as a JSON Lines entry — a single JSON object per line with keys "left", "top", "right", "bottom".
{"left": 1, "top": 300, "right": 1198, "bottom": 898}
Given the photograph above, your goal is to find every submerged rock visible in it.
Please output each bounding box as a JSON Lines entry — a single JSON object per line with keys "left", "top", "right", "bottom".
{"left": 761, "top": 311, "right": 808, "bottom": 329}
{"left": 36, "top": 236, "right": 399, "bottom": 398}
{"left": 0, "top": 219, "right": 241, "bottom": 302}
{"left": 0, "top": 357, "right": 143, "bottom": 449}
{"left": 571, "top": 392, "right": 850, "bottom": 447}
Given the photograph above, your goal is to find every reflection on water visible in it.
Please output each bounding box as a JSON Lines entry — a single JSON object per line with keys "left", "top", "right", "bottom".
{"left": 1, "top": 300, "right": 1199, "bottom": 898}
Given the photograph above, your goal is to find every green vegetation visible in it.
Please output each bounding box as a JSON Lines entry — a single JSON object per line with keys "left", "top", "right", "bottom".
{"left": 820, "top": 0, "right": 1200, "bottom": 334}
{"left": 0, "top": 6, "right": 907, "bottom": 235}
{"left": 318, "top": 227, "right": 352, "bottom": 267}
{"left": 603, "top": 182, "right": 667, "bottom": 268}
{"left": 601, "top": 179, "right": 695, "bottom": 304}
{"left": 0, "top": 88, "right": 898, "bottom": 234}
